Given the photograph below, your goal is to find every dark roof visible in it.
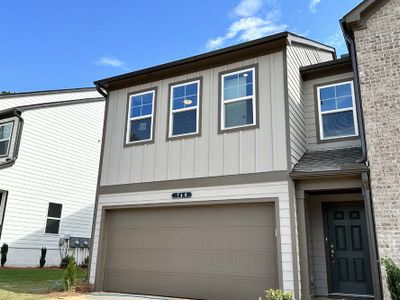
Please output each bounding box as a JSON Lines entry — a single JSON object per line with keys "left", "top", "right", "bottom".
{"left": 94, "top": 31, "right": 335, "bottom": 91}
{"left": 291, "top": 147, "right": 367, "bottom": 178}
{"left": 300, "top": 56, "right": 353, "bottom": 80}
{"left": 0, "top": 87, "right": 96, "bottom": 99}
{"left": 343, "top": 0, "right": 390, "bottom": 29}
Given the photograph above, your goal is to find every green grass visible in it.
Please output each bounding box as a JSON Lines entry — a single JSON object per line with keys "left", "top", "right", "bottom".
{"left": 0, "top": 268, "right": 86, "bottom": 300}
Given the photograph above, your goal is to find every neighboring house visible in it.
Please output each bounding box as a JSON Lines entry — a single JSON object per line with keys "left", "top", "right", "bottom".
{"left": 0, "top": 88, "right": 104, "bottom": 266}
{"left": 89, "top": 30, "right": 383, "bottom": 300}
{"left": 341, "top": 0, "right": 400, "bottom": 298}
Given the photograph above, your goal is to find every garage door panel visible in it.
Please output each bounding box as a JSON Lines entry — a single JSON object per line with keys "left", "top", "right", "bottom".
{"left": 108, "top": 204, "right": 275, "bottom": 228}
{"left": 104, "top": 203, "right": 278, "bottom": 300}
{"left": 108, "top": 226, "right": 275, "bottom": 251}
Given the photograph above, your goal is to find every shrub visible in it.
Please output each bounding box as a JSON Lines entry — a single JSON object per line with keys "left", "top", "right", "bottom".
{"left": 39, "top": 247, "right": 47, "bottom": 268}
{"left": 265, "top": 289, "right": 294, "bottom": 300}
{"left": 1, "top": 243, "right": 8, "bottom": 267}
{"left": 60, "top": 254, "right": 74, "bottom": 269}
{"left": 63, "top": 257, "right": 77, "bottom": 291}
{"left": 382, "top": 257, "right": 400, "bottom": 300}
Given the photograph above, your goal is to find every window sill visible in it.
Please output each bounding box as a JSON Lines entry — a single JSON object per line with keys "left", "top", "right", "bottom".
{"left": 219, "top": 123, "right": 258, "bottom": 134}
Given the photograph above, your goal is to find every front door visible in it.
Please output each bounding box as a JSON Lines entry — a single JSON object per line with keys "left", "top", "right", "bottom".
{"left": 323, "top": 203, "right": 373, "bottom": 297}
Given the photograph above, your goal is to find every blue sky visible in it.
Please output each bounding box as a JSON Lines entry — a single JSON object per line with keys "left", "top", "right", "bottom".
{"left": 0, "top": 0, "right": 361, "bottom": 92}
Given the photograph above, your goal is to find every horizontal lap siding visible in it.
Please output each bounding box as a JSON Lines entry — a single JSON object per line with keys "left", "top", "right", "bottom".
{"left": 286, "top": 44, "right": 334, "bottom": 166}
{"left": 303, "top": 72, "right": 361, "bottom": 151}
{"left": 0, "top": 101, "right": 104, "bottom": 266}
{"left": 100, "top": 52, "right": 288, "bottom": 186}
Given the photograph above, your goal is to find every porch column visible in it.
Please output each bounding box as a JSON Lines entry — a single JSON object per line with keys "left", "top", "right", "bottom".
{"left": 296, "top": 190, "right": 312, "bottom": 300}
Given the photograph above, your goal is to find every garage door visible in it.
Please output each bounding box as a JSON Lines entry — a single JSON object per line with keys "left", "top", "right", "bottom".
{"left": 103, "top": 202, "right": 278, "bottom": 300}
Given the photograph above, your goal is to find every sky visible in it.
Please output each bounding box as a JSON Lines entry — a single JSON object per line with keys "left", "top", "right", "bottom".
{"left": 0, "top": 0, "right": 361, "bottom": 92}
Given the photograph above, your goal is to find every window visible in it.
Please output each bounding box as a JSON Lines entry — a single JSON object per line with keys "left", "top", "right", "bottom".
{"left": 0, "top": 122, "right": 13, "bottom": 156}
{"left": 45, "top": 203, "right": 62, "bottom": 234}
{"left": 317, "top": 81, "right": 358, "bottom": 140}
{"left": 126, "top": 89, "right": 156, "bottom": 144}
{"left": 169, "top": 79, "right": 201, "bottom": 138}
{"left": 220, "top": 66, "right": 257, "bottom": 131}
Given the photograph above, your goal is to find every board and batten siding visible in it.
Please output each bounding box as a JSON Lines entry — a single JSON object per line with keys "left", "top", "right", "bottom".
{"left": 100, "top": 52, "right": 287, "bottom": 186}
{"left": 286, "top": 44, "right": 334, "bottom": 166}
{"left": 303, "top": 72, "right": 361, "bottom": 151}
{"left": 89, "top": 181, "right": 296, "bottom": 292}
{"left": 0, "top": 101, "right": 104, "bottom": 266}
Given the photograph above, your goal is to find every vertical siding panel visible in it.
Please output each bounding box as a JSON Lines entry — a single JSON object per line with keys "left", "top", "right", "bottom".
{"left": 224, "top": 132, "right": 240, "bottom": 175}
{"left": 168, "top": 141, "right": 182, "bottom": 180}
{"left": 154, "top": 80, "right": 169, "bottom": 181}
{"left": 208, "top": 67, "right": 224, "bottom": 177}
{"left": 180, "top": 138, "right": 195, "bottom": 178}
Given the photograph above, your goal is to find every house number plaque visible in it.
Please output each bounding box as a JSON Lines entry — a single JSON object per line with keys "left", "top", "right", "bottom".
{"left": 171, "top": 192, "right": 192, "bottom": 199}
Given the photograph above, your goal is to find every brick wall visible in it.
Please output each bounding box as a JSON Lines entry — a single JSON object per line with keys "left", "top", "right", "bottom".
{"left": 353, "top": 0, "right": 400, "bottom": 298}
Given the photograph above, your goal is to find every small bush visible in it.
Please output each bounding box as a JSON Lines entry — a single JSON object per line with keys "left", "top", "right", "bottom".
{"left": 265, "top": 289, "right": 294, "bottom": 300}
{"left": 1, "top": 243, "right": 8, "bottom": 267}
{"left": 63, "top": 257, "right": 77, "bottom": 291}
{"left": 60, "top": 254, "right": 74, "bottom": 269}
{"left": 382, "top": 257, "right": 400, "bottom": 300}
{"left": 39, "top": 247, "right": 47, "bottom": 268}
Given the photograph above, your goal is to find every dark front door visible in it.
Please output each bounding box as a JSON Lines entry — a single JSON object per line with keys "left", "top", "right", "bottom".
{"left": 323, "top": 203, "right": 373, "bottom": 296}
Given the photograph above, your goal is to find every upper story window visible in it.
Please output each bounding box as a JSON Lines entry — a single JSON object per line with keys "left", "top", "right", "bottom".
{"left": 168, "top": 79, "right": 201, "bottom": 138}
{"left": 0, "top": 122, "right": 13, "bottom": 157}
{"left": 45, "top": 202, "right": 62, "bottom": 234}
{"left": 220, "top": 66, "right": 257, "bottom": 131}
{"left": 126, "top": 89, "right": 156, "bottom": 144}
{"left": 317, "top": 81, "right": 358, "bottom": 140}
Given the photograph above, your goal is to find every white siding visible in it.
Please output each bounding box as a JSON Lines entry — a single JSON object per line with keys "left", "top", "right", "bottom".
{"left": 0, "top": 90, "right": 100, "bottom": 110}
{"left": 100, "top": 52, "right": 288, "bottom": 186}
{"left": 89, "top": 181, "right": 295, "bottom": 292}
{"left": 286, "top": 44, "right": 334, "bottom": 166}
{"left": 303, "top": 72, "right": 361, "bottom": 151}
{"left": 0, "top": 101, "right": 104, "bottom": 266}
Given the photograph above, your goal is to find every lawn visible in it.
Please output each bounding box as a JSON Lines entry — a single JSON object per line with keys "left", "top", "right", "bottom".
{"left": 0, "top": 268, "right": 86, "bottom": 300}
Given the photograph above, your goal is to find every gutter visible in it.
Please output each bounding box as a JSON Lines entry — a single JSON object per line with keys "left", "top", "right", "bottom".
{"left": 340, "top": 19, "right": 368, "bottom": 164}
{"left": 95, "top": 83, "right": 108, "bottom": 98}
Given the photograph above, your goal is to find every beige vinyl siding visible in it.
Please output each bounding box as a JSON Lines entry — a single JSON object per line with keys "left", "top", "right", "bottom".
{"left": 286, "top": 44, "right": 334, "bottom": 166}
{"left": 303, "top": 72, "right": 361, "bottom": 151}
{"left": 100, "top": 52, "right": 288, "bottom": 186}
{"left": 0, "top": 101, "right": 104, "bottom": 266}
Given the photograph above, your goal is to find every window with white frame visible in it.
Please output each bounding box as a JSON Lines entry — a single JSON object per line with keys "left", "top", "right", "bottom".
{"left": 45, "top": 202, "right": 62, "bottom": 234}
{"left": 317, "top": 81, "right": 358, "bottom": 140}
{"left": 169, "top": 79, "right": 200, "bottom": 137}
{"left": 126, "top": 89, "right": 155, "bottom": 144}
{"left": 0, "top": 122, "right": 13, "bottom": 157}
{"left": 221, "top": 67, "right": 256, "bottom": 130}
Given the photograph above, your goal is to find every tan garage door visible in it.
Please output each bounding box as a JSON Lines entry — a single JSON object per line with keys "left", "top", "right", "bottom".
{"left": 103, "top": 202, "right": 278, "bottom": 300}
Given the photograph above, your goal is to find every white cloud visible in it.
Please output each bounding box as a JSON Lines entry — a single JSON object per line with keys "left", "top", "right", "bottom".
{"left": 95, "top": 56, "right": 126, "bottom": 68}
{"left": 206, "top": 1, "right": 287, "bottom": 51}
{"left": 325, "top": 31, "right": 346, "bottom": 54}
{"left": 234, "top": 0, "right": 263, "bottom": 17}
{"left": 309, "top": 0, "right": 321, "bottom": 13}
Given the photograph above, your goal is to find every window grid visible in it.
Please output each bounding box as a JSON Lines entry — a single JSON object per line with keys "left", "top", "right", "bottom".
{"left": 169, "top": 80, "right": 200, "bottom": 138}
{"left": 0, "top": 122, "right": 13, "bottom": 157}
{"left": 221, "top": 67, "right": 256, "bottom": 130}
{"left": 317, "top": 81, "right": 358, "bottom": 140}
{"left": 126, "top": 90, "right": 155, "bottom": 144}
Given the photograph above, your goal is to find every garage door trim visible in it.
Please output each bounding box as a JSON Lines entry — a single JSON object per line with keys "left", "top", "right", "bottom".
{"left": 94, "top": 197, "right": 283, "bottom": 294}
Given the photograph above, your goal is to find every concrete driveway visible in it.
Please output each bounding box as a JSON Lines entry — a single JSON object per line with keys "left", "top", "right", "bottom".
{"left": 64, "top": 293, "right": 188, "bottom": 300}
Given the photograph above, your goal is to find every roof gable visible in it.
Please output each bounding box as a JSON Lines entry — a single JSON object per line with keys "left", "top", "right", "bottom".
{"left": 343, "top": 0, "right": 391, "bottom": 29}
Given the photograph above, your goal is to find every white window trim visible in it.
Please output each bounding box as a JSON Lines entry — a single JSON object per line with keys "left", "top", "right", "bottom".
{"left": 44, "top": 202, "right": 62, "bottom": 235}
{"left": 126, "top": 90, "right": 156, "bottom": 144}
{"left": 221, "top": 67, "right": 257, "bottom": 131}
{"left": 0, "top": 121, "right": 14, "bottom": 157}
{"left": 317, "top": 80, "right": 359, "bottom": 141}
{"left": 169, "top": 79, "right": 201, "bottom": 138}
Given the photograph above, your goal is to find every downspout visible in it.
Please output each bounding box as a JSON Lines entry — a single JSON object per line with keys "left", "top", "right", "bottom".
{"left": 95, "top": 83, "right": 108, "bottom": 98}
{"left": 340, "top": 19, "right": 367, "bottom": 164}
